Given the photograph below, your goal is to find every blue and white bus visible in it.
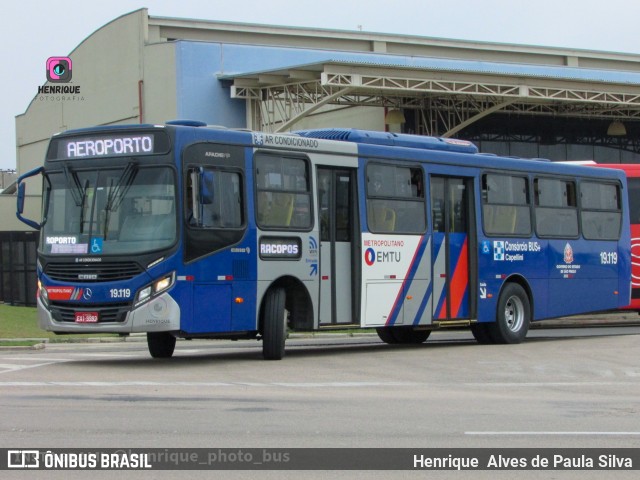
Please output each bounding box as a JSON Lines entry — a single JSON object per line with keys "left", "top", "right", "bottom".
{"left": 17, "top": 121, "right": 631, "bottom": 359}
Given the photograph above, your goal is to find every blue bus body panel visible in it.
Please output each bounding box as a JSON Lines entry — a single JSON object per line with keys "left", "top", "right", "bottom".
{"left": 168, "top": 127, "right": 259, "bottom": 334}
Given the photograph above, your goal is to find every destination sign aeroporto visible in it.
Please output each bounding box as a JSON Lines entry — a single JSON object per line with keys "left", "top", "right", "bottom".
{"left": 47, "top": 131, "right": 170, "bottom": 160}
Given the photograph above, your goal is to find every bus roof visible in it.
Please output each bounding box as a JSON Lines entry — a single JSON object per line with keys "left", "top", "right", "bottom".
{"left": 295, "top": 128, "right": 478, "bottom": 154}
{"left": 51, "top": 123, "right": 629, "bottom": 183}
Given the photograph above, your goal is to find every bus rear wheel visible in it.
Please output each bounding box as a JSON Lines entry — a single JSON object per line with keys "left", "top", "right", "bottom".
{"left": 376, "top": 327, "right": 430, "bottom": 344}
{"left": 376, "top": 327, "right": 398, "bottom": 344}
{"left": 470, "top": 323, "right": 494, "bottom": 344}
{"left": 489, "top": 283, "right": 530, "bottom": 344}
{"left": 262, "top": 288, "right": 287, "bottom": 360}
{"left": 147, "top": 332, "right": 176, "bottom": 358}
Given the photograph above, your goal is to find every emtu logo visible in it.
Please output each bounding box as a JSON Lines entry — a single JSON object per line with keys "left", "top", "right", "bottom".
{"left": 364, "top": 248, "right": 376, "bottom": 266}
{"left": 46, "top": 57, "right": 72, "bottom": 83}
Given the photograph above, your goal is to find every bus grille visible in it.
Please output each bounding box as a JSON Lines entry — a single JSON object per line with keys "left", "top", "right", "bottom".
{"left": 49, "top": 301, "right": 132, "bottom": 323}
{"left": 45, "top": 262, "right": 144, "bottom": 282}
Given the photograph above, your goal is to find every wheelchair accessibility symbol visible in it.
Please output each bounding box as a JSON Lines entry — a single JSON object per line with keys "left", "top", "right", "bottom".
{"left": 91, "top": 238, "right": 103, "bottom": 254}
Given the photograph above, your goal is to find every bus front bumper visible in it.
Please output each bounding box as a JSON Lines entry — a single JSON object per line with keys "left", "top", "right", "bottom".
{"left": 37, "top": 293, "right": 181, "bottom": 334}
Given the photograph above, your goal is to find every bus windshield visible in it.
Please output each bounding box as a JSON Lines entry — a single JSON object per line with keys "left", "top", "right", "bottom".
{"left": 41, "top": 166, "right": 176, "bottom": 256}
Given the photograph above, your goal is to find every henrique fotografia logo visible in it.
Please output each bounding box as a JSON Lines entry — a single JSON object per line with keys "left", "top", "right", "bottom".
{"left": 38, "top": 55, "right": 84, "bottom": 101}
{"left": 46, "top": 56, "right": 72, "bottom": 82}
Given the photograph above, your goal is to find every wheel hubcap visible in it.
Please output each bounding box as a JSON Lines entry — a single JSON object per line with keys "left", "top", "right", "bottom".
{"left": 504, "top": 295, "right": 524, "bottom": 332}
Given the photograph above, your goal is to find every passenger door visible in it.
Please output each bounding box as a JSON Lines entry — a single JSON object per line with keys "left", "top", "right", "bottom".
{"left": 430, "top": 175, "right": 475, "bottom": 320}
{"left": 318, "top": 168, "right": 357, "bottom": 325}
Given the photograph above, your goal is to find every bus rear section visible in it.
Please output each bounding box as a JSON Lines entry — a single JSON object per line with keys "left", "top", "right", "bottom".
{"left": 590, "top": 163, "right": 640, "bottom": 310}
{"left": 298, "top": 128, "right": 631, "bottom": 347}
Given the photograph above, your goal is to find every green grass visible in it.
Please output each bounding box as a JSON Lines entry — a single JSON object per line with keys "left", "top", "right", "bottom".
{"left": 0, "top": 303, "right": 118, "bottom": 341}
{"left": 0, "top": 340, "right": 42, "bottom": 347}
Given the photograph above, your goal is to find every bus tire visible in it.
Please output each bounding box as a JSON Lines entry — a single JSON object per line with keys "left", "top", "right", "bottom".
{"left": 262, "top": 288, "right": 287, "bottom": 360}
{"left": 470, "top": 323, "right": 494, "bottom": 344}
{"left": 490, "top": 283, "right": 530, "bottom": 344}
{"left": 147, "top": 332, "right": 176, "bottom": 358}
{"left": 376, "top": 327, "right": 430, "bottom": 344}
{"left": 393, "top": 327, "right": 431, "bottom": 344}
{"left": 376, "top": 327, "right": 399, "bottom": 344}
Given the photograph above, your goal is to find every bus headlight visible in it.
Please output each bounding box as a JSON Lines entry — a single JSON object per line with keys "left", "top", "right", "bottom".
{"left": 135, "top": 272, "right": 175, "bottom": 307}
{"left": 137, "top": 286, "right": 152, "bottom": 304}
{"left": 154, "top": 276, "right": 173, "bottom": 293}
{"left": 38, "top": 280, "right": 49, "bottom": 306}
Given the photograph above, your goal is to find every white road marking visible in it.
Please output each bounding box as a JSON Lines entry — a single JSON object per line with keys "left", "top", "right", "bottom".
{"left": 465, "top": 382, "right": 638, "bottom": 387}
{"left": 466, "top": 431, "right": 640, "bottom": 436}
{"left": 0, "top": 381, "right": 419, "bottom": 388}
{"left": 0, "top": 362, "right": 66, "bottom": 374}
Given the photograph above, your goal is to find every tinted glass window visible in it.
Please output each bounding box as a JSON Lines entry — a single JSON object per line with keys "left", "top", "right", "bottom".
{"left": 366, "top": 163, "right": 425, "bottom": 234}
{"left": 534, "top": 178, "right": 578, "bottom": 237}
{"left": 580, "top": 181, "right": 621, "bottom": 240}
{"left": 482, "top": 174, "right": 531, "bottom": 236}
{"left": 255, "top": 154, "right": 311, "bottom": 229}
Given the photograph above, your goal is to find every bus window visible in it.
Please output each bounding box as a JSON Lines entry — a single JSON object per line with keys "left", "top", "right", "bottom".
{"left": 255, "top": 154, "right": 311, "bottom": 229}
{"left": 534, "top": 177, "right": 578, "bottom": 237}
{"left": 481, "top": 174, "right": 531, "bottom": 236}
{"left": 580, "top": 181, "right": 622, "bottom": 240}
{"left": 628, "top": 178, "right": 640, "bottom": 224}
{"left": 366, "top": 163, "right": 425, "bottom": 234}
{"left": 184, "top": 166, "right": 245, "bottom": 262}
{"left": 187, "top": 168, "right": 243, "bottom": 228}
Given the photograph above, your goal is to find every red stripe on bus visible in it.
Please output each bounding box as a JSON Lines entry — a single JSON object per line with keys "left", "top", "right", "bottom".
{"left": 449, "top": 237, "right": 469, "bottom": 318}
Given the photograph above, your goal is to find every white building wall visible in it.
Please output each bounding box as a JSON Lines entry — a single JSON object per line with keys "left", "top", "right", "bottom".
{"left": 293, "top": 105, "right": 384, "bottom": 132}
{"left": 142, "top": 42, "right": 178, "bottom": 125}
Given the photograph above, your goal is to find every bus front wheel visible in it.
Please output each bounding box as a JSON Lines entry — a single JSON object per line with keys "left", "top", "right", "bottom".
{"left": 262, "top": 288, "right": 287, "bottom": 360}
{"left": 147, "top": 332, "right": 176, "bottom": 358}
{"left": 490, "top": 283, "right": 530, "bottom": 344}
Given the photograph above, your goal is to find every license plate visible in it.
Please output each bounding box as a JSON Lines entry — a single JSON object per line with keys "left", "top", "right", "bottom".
{"left": 75, "top": 311, "right": 99, "bottom": 323}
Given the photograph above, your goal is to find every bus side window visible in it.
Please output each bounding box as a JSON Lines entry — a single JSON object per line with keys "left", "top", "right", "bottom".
{"left": 187, "top": 167, "right": 243, "bottom": 229}
{"left": 481, "top": 173, "right": 531, "bottom": 236}
{"left": 580, "top": 181, "right": 622, "bottom": 240}
{"left": 255, "top": 153, "right": 312, "bottom": 230}
{"left": 366, "top": 163, "right": 425, "bottom": 234}
{"left": 534, "top": 177, "right": 578, "bottom": 237}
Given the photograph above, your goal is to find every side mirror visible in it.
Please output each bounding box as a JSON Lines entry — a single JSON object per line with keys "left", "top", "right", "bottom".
{"left": 15, "top": 166, "right": 44, "bottom": 230}
{"left": 17, "top": 182, "right": 26, "bottom": 214}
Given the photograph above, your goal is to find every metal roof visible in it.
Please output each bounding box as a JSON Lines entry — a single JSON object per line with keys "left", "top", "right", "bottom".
{"left": 220, "top": 54, "right": 640, "bottom": 85}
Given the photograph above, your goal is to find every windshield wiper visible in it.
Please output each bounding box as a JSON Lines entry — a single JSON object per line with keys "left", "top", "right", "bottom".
{"left": 63, "top": 165, "right": 84, "bottom": 207}
{"left": 63, "top": 166, "right": 91, "bottom": 234}
{"left": 78, "top": 179, "right": 89, "bottom": 234}
{"left": 103, "top": 162, "right": 138, "bottom": 239}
